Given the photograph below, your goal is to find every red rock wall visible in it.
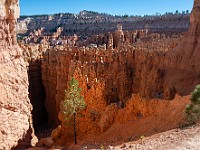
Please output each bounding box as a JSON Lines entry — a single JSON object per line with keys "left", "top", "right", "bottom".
{"left": 41, "top": 47, "right": 135, "bottom": 126}
{"left": 0, "top": 1, "right": 36, "bottom": 149}
{"left": 131, "top": 0, "right": 200, "bottom": 99}
{"left": 41, "top": 0, "right": 200, "bottom": 146}
{"left": 41, "top": 40, "right": 188, "bottom": 144}
{"left": 0, "top": 0, "right": 197, "bottom": 148}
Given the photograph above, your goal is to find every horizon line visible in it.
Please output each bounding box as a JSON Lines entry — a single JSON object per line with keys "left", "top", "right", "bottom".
{"left": 20, "top": 9, "right": 191, "bottom": 17}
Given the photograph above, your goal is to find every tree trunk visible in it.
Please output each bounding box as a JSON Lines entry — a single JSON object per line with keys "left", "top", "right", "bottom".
{"left": 73, "top": 113, "right": 77, "bottom": 145}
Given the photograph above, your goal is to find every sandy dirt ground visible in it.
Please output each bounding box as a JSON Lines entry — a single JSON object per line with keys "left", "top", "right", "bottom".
{"left": 107, "top": 124, "right": 200, "bottom": 150}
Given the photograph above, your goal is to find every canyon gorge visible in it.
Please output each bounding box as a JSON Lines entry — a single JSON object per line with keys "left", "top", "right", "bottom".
{"left": 0, "top": 0, "right": 200, "bottom": 149}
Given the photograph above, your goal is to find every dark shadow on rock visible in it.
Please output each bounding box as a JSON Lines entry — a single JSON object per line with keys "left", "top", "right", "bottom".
{"left": 11, "top": 125, "right": 34, "bottom": 150}
{"left": 28, "top": 59, "right": 48, "bottom": 132}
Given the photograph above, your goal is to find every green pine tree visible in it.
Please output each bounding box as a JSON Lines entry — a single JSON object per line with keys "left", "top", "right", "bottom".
{"left": 60, "top": 77, "right": 86, "bottom": 144}
{"left": 185, "top": 84, "right": 200, "bottom": 125}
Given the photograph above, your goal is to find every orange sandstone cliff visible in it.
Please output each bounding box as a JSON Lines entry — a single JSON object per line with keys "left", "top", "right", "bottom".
{"left": 47, "top": 0, "right": 200, "bottom": 146}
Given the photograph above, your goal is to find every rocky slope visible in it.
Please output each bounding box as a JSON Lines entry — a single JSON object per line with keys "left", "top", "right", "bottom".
{"left": 25, "top": 123, "right": 200, "bottom": 149}
{"left": 109, "top": 124, "right": 200, "bottom": 150}
{"left": 0, "top": 0, "right": 36, "bottom": 149}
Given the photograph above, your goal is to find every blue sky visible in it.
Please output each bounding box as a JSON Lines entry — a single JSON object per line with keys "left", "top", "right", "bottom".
{"left": 20, "top": 0, "right": 193, "bottom": 16}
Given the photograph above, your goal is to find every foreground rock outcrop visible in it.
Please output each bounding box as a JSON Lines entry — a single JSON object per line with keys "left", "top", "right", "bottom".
{"left": 0, "top": 1, "right": 36, "bottom": 149}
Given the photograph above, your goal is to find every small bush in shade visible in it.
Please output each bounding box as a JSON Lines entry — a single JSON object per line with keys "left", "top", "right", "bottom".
{"left": 185, "top": 84, "right": 200, "bottom": 125}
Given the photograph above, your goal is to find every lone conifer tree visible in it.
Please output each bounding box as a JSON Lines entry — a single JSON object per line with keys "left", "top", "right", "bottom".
{"left": 185, "top": 84, "right": 200, "bottom": 125}
{"left": 60, "top": 77, "right": 86, "bottom": 144}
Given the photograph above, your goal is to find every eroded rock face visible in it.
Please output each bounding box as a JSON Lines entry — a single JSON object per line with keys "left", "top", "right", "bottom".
{"left": 0, "top": 0, "right": 36, "bottom": 149}
{"left": 16, "top": 0, "right": 199, "bottom": 147}
{"left": 17, "top": 9, "right": 190, "bottom": 37}
{"left": 49, "top": 0, "right": 200, "bottom": 145}
{"left": 131, "top": 0, "right": 200, "bottom": 100}
{"left": 37, "top": 35, "right": 184, "bottom": 144}
{"left": 190, "top": 0, "right": 200, "bottom": 35}
{"left": 162, "top": 0, "right": 200, "bottom": 97}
